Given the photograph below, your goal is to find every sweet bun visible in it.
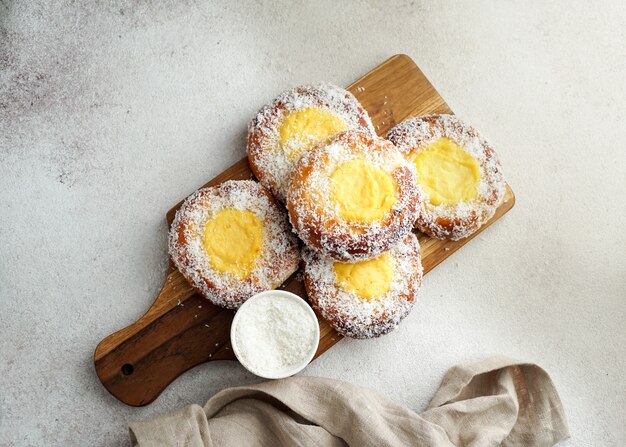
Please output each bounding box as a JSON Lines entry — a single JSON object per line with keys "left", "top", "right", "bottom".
{"left": 286, "top": 129, "right": 423, "bottom": 262}
{"left": 387, "top": 114, "right": 505, "bottom": 240}
{"left": 247, "top": 83, "right": 375, "bottom": 201}
{"left": 303, "top": 233, "right": 423, "bottom": 339}
{"left": 168, "top": 180, "right": 300, "bottom": 309}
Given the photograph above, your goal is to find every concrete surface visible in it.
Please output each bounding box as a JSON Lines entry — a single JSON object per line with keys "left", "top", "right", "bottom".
{"left": 1, "top": 1, "right": 625, "bottom": 445}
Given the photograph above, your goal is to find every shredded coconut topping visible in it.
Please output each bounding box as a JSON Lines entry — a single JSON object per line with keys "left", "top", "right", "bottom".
{"left": 168, "top": 180, "right": 300, "bottom": 309}
{"left": 286, "top": 129, "right": 424, "bottom": 262}
{"left": 387, "top": 114, "right": 506, "bottom": 240}
{"left": 233, "top": 293, "right": 318, "bottom": 376}
{"left": 303, "top": 233, "right": 423, "bottom": 339}
{"left": 247, "top": 83, "right": 375, "bottom": 201}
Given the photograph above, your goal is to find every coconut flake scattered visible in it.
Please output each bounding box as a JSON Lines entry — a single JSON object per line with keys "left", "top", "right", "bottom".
{"left": 168, "top": 180, "right": 300, "bottom": 309}
{"left": 387, "top": 114, "right": 506, "bottom": 240}
{"left": 303, "top": 233, "right": 423, "bottom": 339}
{"left": 247, "top": 83, "right": 375, "bottom": 201}
{"left": 286, "top": 130, "right": 424, "bottom": 262}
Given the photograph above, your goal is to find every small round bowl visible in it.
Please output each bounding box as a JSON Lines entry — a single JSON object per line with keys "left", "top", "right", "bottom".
{"left": 230, "top": 290, "right": 320, "bottom": 379}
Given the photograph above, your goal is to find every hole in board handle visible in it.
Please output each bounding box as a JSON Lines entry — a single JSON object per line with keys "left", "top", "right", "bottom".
{"left": 121, "top": 363, "right": 134, "bottom": 376}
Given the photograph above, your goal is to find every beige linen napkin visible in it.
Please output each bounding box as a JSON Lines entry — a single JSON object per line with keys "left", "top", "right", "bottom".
{"left": 129, "top": 356, "right": 569, "bottom": 446}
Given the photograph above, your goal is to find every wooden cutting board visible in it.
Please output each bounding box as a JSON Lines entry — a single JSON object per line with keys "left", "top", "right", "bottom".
{"left": 94, "top": 54, "right": 515, "bottom": 406}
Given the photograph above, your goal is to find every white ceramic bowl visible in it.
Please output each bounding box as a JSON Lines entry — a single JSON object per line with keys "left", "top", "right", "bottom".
{"left": 230, "top": 290, "right": 320, "bottom": 379}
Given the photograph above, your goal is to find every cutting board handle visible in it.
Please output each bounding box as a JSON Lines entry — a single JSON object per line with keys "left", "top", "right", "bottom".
{"left": 93, "top": 265, "right": 237, "bottom": 406}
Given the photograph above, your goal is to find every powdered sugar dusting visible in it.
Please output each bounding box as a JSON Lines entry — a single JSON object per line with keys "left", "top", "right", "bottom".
{"left": 286, "top": 130, "right": 424, "bottom": 262}
{"left": 247, "top": 83, "right": 375, "bottom": 201}
{"left": 168, "top": 180, "right": 300, "bottom": 309}
{"left": 387, "top": 115, "right": 506, "bottom": 240}
{"left": 303, "top": 233, "right": 423, "bottom": 339}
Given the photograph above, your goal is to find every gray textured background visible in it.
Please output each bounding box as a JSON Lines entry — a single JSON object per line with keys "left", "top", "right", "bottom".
{"left": 1, "top": 1, "right": 625, "bottom": 445}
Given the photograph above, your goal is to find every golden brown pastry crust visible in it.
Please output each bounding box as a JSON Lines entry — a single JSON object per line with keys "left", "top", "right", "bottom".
{"left": 303, "top": 233, "right": 423, "bottom": 339}
{"left": 168, "top": 180, "right": 300, "bottom": 309}
{"left": 387, "top": 114, "right": 506, "bottom": 240}
{"left": 247, "top": 83, "right": 375, "bottom": 202}
{"left": 286, "top": 129, "right": 423, "bottom": 262}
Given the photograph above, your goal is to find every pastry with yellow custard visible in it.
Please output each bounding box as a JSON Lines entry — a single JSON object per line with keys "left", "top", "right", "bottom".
{"left": 168, "top": 180, "right": 300, "bottom": 309}
{"left": 247, "top": 83, "right": 375, "bottom": 201}
{"left": 303, "top": 233, "right": 422, "bottom": 339}
{"left": 286, "top": 129, "right": 423, "bottom": 262}
{"left": 387, "top": 114, "right": 506, "bottom": 240}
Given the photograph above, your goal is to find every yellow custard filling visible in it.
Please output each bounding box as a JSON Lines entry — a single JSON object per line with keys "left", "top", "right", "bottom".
{"left": 279, "top": 107, "right": 348, "bottom": 160}
{"left": 330, "top": 159, "right": 396, "bottom": 222}
{"left": 333, "top": 253, "right": 394, "bottom": 300}
{"left": 202, "top": 209, "right": 264, "bottom": 279}
{"left": 412, "top": 137, "right": 480, "bottom": 206}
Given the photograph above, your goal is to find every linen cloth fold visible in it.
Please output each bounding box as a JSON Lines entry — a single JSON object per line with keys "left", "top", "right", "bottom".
{"left": 129, "top": 356, "right": 569, "bottom": 446}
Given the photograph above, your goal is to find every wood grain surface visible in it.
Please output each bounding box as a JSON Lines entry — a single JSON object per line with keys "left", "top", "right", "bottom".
{"left": 94, "top": 54, "right": 516, "bottom": 406}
